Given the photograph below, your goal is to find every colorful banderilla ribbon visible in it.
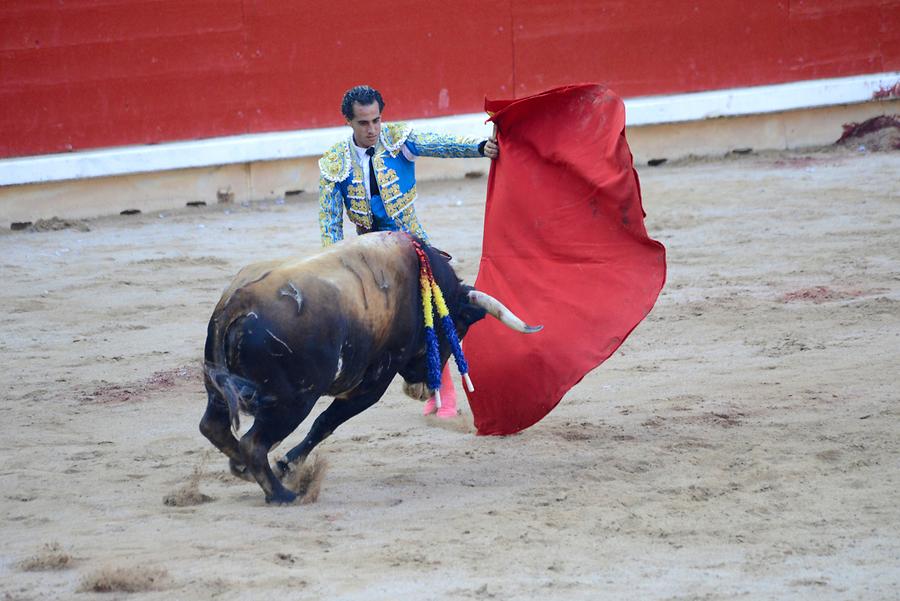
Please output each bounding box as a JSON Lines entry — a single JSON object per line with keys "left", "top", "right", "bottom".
{"left": 411, "top": 240, "right": 474, "bottom": 408}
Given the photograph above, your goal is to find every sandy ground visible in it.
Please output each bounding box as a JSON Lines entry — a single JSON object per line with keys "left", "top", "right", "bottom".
{"left": 1, "top": 147, "right": 898, "bottom": 600}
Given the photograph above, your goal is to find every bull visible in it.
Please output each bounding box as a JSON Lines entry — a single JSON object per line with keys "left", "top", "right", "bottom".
{"left": 200, "top": 232, "right": 541, "bottom": 503}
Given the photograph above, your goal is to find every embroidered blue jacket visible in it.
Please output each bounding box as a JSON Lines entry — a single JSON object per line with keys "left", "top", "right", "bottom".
{"left": 318, "top": 122, "right": 484, "bottom": 246}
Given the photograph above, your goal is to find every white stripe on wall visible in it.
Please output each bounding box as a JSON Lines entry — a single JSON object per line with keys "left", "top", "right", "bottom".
{"left": 2, "top": 71, "right": 898, "bottom": 187}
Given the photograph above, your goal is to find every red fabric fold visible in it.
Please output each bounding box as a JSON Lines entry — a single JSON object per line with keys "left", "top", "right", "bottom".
{"left": 463, "top": 84, "right": 666, "bottom": 436}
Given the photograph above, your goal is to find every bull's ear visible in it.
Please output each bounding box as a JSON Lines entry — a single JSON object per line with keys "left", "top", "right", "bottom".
{"left": 456, "top": 285, "right": 487, "bottom": 325}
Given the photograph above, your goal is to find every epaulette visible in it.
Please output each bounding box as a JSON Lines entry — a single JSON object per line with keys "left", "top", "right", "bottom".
{"left": 319, "top": 139, "right": 352, "bottom": 183}
{"left": 381, "top": 122, "right": 412, "bottom": 156}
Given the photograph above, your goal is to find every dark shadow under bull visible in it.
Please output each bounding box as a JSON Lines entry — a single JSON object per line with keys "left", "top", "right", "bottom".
{"left": 200, "top": 232, "right": 540, "bottom": 503}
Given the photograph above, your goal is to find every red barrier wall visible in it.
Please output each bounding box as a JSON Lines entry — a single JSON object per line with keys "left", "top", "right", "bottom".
{"left": 2, "top": 0, "right": 898, "bottom": 159}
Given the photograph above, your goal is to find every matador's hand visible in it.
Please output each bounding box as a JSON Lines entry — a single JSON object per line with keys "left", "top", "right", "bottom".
{"left": 483, "top": 137, "right": 499, "bottom": 160}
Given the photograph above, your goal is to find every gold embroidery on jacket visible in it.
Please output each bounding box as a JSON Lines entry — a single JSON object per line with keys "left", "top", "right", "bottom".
{"left": 318, "top": 178, "right": 341, "bottom": 245}
{"left": 318, "top": 140, "right": 352, "bottom": 182}
{"left": 381, "top": 122, "right": 412, "bottom": 155}
{"left": 348, "top": 207, "right": 373, "bottom": 229}
{"left": 385, "top": 185, "right": 417, "bottom": 217}
{"left": 381, "top": 181, "right": 402, "bottom": 202}
{"left": 347, "top": 182, "right": 366, "bottom": 200}
{"left": 394, "top": 204, "right": 428, "bottom": 241}
{"left": 380, "top": 167, "right": 399, "bottom": 187}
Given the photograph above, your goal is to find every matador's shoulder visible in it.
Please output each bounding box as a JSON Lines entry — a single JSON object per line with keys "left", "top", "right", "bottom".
{"left": 380, "top": 122, "right": 412, "bottom": 155}
{"left": 319, "top": 138, "right": 352, "bottom": 183}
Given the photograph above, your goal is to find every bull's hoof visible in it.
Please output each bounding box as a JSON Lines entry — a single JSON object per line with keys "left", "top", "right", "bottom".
{"left": 265, "top": 490, "right": 298, "bottom": 505}
{"left": 229, "top": 459, "right": 255, "bottom": 482}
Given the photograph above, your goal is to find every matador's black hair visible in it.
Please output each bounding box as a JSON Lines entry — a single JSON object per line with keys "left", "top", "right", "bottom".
{"left": 341, "top": 85, "right": 385, "bottom": 120}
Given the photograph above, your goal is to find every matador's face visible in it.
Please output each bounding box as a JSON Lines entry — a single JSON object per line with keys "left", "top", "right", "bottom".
{"left": 347, "top": 101, "right": 382, "bottom": 149}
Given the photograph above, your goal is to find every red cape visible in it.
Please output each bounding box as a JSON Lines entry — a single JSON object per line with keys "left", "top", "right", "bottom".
{"left": 463, "top": 84, "right": 666, "bottom": 435}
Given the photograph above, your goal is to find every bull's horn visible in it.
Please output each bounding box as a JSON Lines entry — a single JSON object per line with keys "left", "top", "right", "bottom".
{"left": 467, "top": 290, "right": 543, "bottom": 333}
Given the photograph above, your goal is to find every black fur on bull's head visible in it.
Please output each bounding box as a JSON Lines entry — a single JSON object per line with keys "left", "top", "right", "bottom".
{"left": 396, "top": 281, "right": 484, "bottom": 399}
{"left": 395, "top": 242, "right": 540, "bottom": 400}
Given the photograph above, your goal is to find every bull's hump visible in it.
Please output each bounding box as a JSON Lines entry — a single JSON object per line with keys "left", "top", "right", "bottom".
{"left": 217, "top": 232, "right": 413, "bottom": 317}
{"left": 304, "top": 233, "right": 409, "bottom": 272}
{"left": 350, "top": 231, "right": 410, "bottom": 252}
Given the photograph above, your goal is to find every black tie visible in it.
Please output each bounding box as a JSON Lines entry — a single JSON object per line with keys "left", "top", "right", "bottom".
{"left": 365, "top": 147, "right": 378, "bottom": 197}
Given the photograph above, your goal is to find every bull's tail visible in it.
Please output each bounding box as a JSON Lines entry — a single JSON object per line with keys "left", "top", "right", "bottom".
{"left": 204, "top": 363, "right": 261, "bottom": 434}
{"left": 204, "top": 313, "right": 262, "bottom": 434}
